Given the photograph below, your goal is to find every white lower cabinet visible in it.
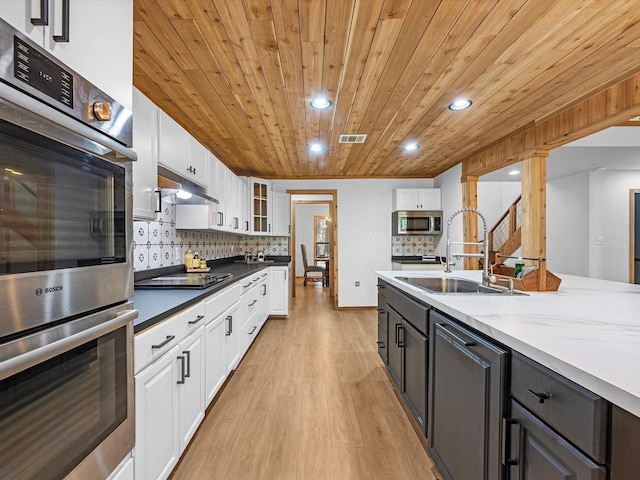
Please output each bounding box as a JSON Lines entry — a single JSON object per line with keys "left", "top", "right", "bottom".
{"left": 135, "top": 344, "right": 181, "bottom": 480}
{"left": 134, "top": 315, "right": 205, "bottom": 480}
{"left": 269, "top": 266, "right": 289, "bottom": 316}
{"left": 205, "top": 300, "right": 239, "bottom": 403}
{"left": 133, "top": 271, "right": 289, "bottom": 479}
{"left": 178, "top": 328, "right": 205, "bottom": 452}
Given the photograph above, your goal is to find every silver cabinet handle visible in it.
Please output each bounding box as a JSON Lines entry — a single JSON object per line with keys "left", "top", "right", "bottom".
{"left": 188, "top": 315, "right": 204, "bottom": 325}
{"left": 152, "top": 335, "right": 175, "bottom": 349}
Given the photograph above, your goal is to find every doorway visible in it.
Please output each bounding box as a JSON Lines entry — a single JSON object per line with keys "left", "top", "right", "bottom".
{"left": 631, "top": 190, "right": 640, "bottom": 284}
{"left": 288, "top": 190, "right": 338, "bottom": 309}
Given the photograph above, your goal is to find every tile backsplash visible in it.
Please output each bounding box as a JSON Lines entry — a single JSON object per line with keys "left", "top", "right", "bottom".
{"left": 133, "top": 201, "right": 289, "bottom": 271}
{"left": 391, "top": 235, "right": 438, "bottom": 256}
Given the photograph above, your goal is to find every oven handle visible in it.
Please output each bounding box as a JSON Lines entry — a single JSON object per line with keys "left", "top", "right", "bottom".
{"left": 0, "top": 307, "right": 138, "bottom": 381}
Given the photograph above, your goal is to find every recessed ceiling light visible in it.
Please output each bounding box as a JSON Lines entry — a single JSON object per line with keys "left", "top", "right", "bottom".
{"left": 309, "top": 142, "right": 323, "bottom": 153}
{"left": 508, "top": 170, "right": 520, "bottom": 176}
{"left": 630, "top": 115, "right": 640, "bottom": 121}
{"left": 404, "top": 143, "right": 419, "bottom": 152}
{"left": 310, "top": 96, "right": 332, "bottom": 109}
{"left": 448, "top": 98, "right": 473, "bottom": 111}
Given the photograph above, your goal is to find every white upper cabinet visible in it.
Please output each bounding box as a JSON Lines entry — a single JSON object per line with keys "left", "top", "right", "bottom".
{"left": 158, "top": 112, "right": 190, "bottom": 179}
{"left": 1, "top": 0, "right": 133, "bottom": 109}
{"left": 393, "top": 188, "right": 441, "bottom": 211}
{"left": 188, "top": 137, "right": 209, "bottom": 188}
{"left": 132, "top": 89, "right": 159, "bottom": 220}
{"left": 249, "top": 177, "right": 271, "bottom": 235}
{"left": 271, "top": 191, "right": 291, "bottom": 237}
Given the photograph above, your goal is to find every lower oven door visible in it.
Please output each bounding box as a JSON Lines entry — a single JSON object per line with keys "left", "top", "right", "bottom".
{"left": 0, "top": 303, "right": 137, "bottom": 480}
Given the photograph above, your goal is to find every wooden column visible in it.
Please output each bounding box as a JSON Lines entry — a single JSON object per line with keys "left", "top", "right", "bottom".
{"left": 461, "top": 175, "right": 479, "bottom": 270}
{"left": 520, "top": 150, "right": 548, "bottom": 290}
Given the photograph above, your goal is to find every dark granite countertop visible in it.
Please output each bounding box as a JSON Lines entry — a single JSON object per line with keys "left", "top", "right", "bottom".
{"left": 132, "top": 256, "right": 290, "bottom": 333}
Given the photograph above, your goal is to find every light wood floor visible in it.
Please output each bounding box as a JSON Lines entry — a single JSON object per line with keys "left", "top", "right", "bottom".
{"left": 170, "top": 279, "right": 442, "bottom": 480}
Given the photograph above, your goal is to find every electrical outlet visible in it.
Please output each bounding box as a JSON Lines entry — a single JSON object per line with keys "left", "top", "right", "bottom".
{"left": 355, "top": 281, "right": 360, "bottom": 287}
{"left": 595, "top": 236, "right": 605, "bottom": 245}
{"left": 174, "top": 247, "right": 182, "bottom": 261}
{"left": 367, "top": 237, "right": 373, "bottom": 244}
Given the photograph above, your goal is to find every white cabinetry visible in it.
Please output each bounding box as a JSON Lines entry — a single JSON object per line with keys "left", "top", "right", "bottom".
{"left": 134, "top": 302, "right": 206, "bottom": 480}
{"left": 158, "top": 112, "right": 190, "bottom": 180}
{"left": 0, "top": 0, "right": 133, "bottom": 109}
{"left": 178, "top": 328, "right": 205, "bottom": 452}
{"left": 135, "top": 343, "right": 180, "bottom": 480}
{"left": 188, "top": 136, "right": 209, "bottom": 188}
{"left": 271, "top": 191, "right": 291, "bottom": 236}
{"left": 204, "top": 283, "right": 241, "bottom": 403}
{"left": 269, "top": 266, "right": 290, "bottom": 316}
{"left": 132, "top": 88, "right": 159, "bottom": 220}
{"left": 393, "top": 188, "right": 441, "bottom": 211}
{"left": 249, "top": 177, "right": 271, "bottom": 235}
{"left": 158, "top": 112, "right": 208, "bottom": 188}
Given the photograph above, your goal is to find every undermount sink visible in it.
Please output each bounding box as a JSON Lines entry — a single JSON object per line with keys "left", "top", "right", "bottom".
{"left": 398, "top": 276, "right": 525, "bottom": 295}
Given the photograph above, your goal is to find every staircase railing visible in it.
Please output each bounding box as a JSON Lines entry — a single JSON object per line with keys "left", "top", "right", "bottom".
{"left": 488, "top": 195, "right": 522, "bottom": 260}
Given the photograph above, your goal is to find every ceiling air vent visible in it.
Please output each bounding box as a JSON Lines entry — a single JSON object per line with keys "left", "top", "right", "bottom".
{"left": 339, "top": 134, "right": 367, "bottom": 144}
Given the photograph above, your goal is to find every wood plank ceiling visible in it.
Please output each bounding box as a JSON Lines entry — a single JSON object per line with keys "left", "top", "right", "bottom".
{"left": 133, "top": 0, "right": 640, "bottom": 179}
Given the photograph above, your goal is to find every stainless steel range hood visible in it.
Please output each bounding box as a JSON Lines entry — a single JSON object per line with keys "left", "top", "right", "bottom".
{"left": 157, "top": 165, "right": 218, "bottom": 205}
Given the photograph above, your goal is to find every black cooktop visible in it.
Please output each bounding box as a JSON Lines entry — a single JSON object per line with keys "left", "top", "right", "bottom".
{"left": 134, "top": 272, "right": 233, "bottom": 289}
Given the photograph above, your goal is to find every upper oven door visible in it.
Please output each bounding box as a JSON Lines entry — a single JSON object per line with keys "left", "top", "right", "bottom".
{"left": 0, "top": 102, "right": 134, "bottom": 340}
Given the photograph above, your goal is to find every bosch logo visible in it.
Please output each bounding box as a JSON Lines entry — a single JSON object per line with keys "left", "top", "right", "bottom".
{"left": 35, "top": 286, "right": 63, "bottom": 296}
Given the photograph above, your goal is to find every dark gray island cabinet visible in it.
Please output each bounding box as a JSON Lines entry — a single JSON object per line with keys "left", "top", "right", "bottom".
{"left": 376, "top": 276, "right": 640, "bottom": 480}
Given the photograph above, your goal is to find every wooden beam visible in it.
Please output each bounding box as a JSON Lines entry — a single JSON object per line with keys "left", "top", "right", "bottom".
{"left": 462, "top": 72, "right": 640, "bottom": 178}
{"left": 520, "top": 150, "right": 548, "bottom": 290}
{"left": 462, "top": 176, "right": 479, "bottom": 270}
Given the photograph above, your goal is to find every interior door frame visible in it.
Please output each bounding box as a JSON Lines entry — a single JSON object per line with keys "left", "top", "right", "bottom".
{"left": 288, "top": 189, "right": 338, "bottom": 309}
{"left": 630, "top": 189, "right": 640, "bottom": 284}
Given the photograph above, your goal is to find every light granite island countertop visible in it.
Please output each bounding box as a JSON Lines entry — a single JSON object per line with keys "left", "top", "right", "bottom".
{"left": 376, "top": 270, "right": 640, "bottom": 417}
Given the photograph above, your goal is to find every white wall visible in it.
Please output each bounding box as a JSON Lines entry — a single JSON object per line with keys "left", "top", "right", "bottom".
{"left": 588, "top": 169, "right": 640, "bottom": 282}
{"left": 547, "top": 172, "right": 590, "bottom": 276}
{"left": 294, "top": 204, "right": 329, "bottom": 277}
{"left": 271, "top": 178, "right": 435, "bottom": 307}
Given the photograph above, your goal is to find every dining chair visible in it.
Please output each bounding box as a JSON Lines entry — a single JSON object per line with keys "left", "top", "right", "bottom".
{"left": 301, "top": 244, "right": 326, "bottom": 286}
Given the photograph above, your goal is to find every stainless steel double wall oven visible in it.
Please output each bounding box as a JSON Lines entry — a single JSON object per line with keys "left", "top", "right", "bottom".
{"left": 0, "top": 18, "right": 137, "bottom": 480}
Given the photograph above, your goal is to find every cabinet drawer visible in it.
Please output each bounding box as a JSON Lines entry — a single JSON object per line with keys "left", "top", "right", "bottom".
{"left": 385, "top": 286, "right": 429, "bottom": 334}
{"left": 179, "top": 302, "right": 206, "bottom": 337}
{"left": 134, "top": 314, "right": 181, "bottom": 374}
{"left": 511, "top": 352, "right": 608, "bottom": 463}
{"left": 205, "top": 282, "right": 241, "bottom": 323}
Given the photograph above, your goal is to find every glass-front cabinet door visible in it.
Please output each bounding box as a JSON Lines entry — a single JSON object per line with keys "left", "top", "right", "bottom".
{"left": 249, "top": 178, "right": 271, "bottom": 235}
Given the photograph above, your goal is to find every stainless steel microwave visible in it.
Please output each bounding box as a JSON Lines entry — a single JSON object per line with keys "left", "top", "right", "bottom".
{"left": 393, "top": 210, "right": 443, "bottom": 235}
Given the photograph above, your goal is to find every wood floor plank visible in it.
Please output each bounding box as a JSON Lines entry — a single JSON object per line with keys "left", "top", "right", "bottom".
{"left": 170, "top": 279, "right": 439, "bottom": 480}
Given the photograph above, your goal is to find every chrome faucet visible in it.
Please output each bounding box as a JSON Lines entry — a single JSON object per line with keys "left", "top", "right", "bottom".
{"left": 444, "top": 208, "right": 495, "bottom": 286}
